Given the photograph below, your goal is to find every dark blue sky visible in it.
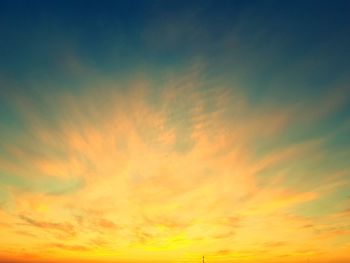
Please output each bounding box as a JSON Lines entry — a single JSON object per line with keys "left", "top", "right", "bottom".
{"left": 1, "top": 0, "right": 349, "bottom": 81}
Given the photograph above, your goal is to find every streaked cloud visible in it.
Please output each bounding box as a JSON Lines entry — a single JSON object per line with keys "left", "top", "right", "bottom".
{"left": 0, "top": 63, "right": 349, "bottom": 262}
{"left": 18, "top": 215, "right": 75, "bottom": 236}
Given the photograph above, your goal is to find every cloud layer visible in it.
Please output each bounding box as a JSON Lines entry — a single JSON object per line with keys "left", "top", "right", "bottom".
{"left": 0, "top": 60, "right": 349, "bottom": 263}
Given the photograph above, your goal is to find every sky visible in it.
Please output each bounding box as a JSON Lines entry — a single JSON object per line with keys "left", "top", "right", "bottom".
{"left": 0, "top": 1, "right": 350, "bottom": 263}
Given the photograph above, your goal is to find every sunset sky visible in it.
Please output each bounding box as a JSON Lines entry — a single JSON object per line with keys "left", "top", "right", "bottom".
{"left": 0, "top": 1, "right": 350, "bottom": 263}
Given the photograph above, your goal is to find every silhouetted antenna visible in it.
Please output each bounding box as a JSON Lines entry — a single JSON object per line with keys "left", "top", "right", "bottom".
{"left": 202, "top": 255, "right": 204, "bottom": 263}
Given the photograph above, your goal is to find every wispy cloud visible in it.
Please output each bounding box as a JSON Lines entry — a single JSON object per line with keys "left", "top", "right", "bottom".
{"left": 49, "top": 243, "right": 90, "bottom": 252}
{"left": 19, "top": 215, "right": 75, "bottom": 236}
{"left": 0, "top": 58, "right": 349, "bottom": 262}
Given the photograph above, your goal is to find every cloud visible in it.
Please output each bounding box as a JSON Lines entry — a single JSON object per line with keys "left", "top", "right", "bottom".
{"left": 49, "top": 243, "right": 90, "bottom": 251}
{"left": 142, "top": 215, "right": 191, "bottom": 230}
{"left": 44, "top": 177, "right": 85, "bottom": 196}
{"left": 132, "top": 226, "right": 155, "bottom": 244}
{"left": 240, "top": 189, "right": 317, "bottom": 216}
{"left": 0, "top": 58, "right": 349, "bottom": 262}
{"left": 12, "top": 230, "right": 37, "bottom": 238}
{"left": 317, "top": 227, "right": 350, "bottom": 239}
{"left": 212, "top": 230, "right": 236, "bottom": 240}
{"left": 216, "top": 249, "right": 231, "bottom": 255}
{"left": 18, "top": 215, "right": 75, "bottom": 236}
{"left": 94, "top": 218, "right": 118, "bottom": 230}
{"left": 262, "top": 241, "right": 286, "bottom": 248}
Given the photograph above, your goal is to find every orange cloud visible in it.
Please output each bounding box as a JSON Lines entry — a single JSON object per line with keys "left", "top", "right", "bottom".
{"left": 0, "top": 63, "right": 349, "bottom": 263}
{"left": 18, "top": 215, "right": 75, "bottom": 236}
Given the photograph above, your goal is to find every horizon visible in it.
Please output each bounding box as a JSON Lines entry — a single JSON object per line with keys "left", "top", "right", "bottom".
{"left": 0, "top": 1, "right": 350, "bottom": 263}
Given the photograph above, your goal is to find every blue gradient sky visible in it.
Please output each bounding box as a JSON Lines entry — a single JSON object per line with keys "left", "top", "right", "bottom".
{"left": 0, "top": 1, "right": 350, "bottom": 263}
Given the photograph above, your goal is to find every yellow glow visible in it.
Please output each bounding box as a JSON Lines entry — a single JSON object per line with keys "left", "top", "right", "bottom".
{"left": 0, "top": 70, "right": 349, "bottom": 263}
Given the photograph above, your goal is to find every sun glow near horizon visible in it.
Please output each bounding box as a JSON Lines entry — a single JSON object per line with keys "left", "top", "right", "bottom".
{"left": 1, "top": 65, "right": 349, "bottom": 263}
